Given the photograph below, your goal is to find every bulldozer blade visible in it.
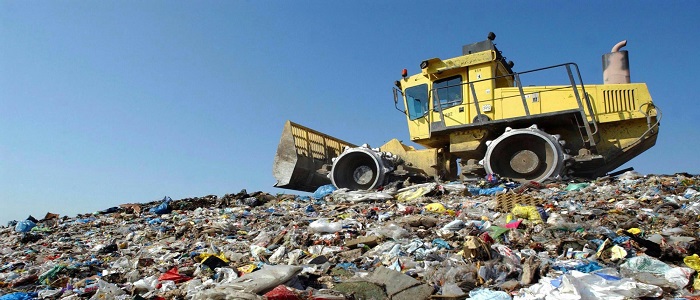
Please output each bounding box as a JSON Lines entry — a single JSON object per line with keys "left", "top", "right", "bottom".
{"left": 272, "top": 121, "right": 356, "bottom": 192}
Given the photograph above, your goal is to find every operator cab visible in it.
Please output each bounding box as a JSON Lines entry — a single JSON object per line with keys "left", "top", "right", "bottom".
{"left": 395, "top": 32, "right": 515, "bottom": 147}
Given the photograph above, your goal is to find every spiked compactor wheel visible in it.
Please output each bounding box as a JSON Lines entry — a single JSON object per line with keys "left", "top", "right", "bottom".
{"left": 481, "top": 125, "right": 569, "bottom": 182}
{"left": 330, "top": 145, "right": 402, "bottom": 190}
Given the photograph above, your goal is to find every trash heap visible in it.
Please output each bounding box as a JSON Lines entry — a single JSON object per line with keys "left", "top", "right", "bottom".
{"left": 2, "top": 171, "right": 700, "bottom": 300}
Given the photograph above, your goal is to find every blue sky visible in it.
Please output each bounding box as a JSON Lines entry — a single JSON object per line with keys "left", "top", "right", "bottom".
{"left": 1, "top": 1, "right": 698, "bottom": 224}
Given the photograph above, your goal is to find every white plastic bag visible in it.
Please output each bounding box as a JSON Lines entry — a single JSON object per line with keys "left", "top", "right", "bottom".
{"left": 309, "top": 218, "right": 343, "bottom": 233}
{"left": 89, "top": 279, "right": 126, "bottom": 299}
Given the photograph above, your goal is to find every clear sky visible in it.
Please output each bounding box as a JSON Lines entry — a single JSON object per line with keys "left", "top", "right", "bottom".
{"left": 1, "top": 1, "right": 698, "bottom": 224}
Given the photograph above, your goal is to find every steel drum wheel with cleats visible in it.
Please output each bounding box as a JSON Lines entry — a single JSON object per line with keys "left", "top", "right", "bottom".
{"left": 481, "top": 125, "right": 567, "bottom": 182}
{"left": 331, "top": 150, "right": 381, "bottom": 190}
{"left": 330, "top": 145, "right": 402, "bottom": 190}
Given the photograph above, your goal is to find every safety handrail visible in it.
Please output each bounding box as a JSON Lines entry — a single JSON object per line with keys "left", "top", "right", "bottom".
{"left": 428, "top": 63, "right": 599, "bottom": 144}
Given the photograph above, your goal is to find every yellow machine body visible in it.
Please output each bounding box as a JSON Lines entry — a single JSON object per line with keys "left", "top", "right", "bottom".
{"left": 273, "top": 36, "right": 660, "bottom": 192}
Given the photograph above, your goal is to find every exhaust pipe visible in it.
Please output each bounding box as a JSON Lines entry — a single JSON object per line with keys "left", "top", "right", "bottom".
{"left": 602, "top": 40, "right": 630, "bottom": 84}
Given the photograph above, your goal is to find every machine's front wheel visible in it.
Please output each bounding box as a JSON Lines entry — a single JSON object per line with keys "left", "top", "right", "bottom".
{"left": 481, "top": 125, "right": 568, "bottom": 182}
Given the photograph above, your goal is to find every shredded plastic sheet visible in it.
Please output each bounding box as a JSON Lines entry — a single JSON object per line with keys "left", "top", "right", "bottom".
{"left": 565, "top": 183, "right": 589, "bottom": 191}
{"left": 468, "top": 186, "right": 505, "bottom": 195}
{"left": 552, "top": 260, "right": 602, "bottom": 273}
{"left": 621, "top": 256, "right": 671, "bottom": 274}
{"left": 158, "top": 267, "right": 192, "bottom": 283}
{"left": 469, "top": 288, "right": 511, "bottom": 300}
{"left": 396, "top": 183, "right": 436, "bottom": 201}
{"left": 515, "top": 270, "right": 663, "bottom": 300}
{"left": 264, "top": 285, "right": 300, "bottom": 300}
{"left": 203, "top": 265, "right": 301, "bottom": 294}
{"left": 331, "top": 188, "right": 394, "bottom": 202}
{"left": 441, "top": 183, "right": 467, "bottom": 194}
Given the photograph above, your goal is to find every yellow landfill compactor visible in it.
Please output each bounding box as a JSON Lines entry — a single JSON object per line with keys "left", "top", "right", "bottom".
{"left": 273, "top": 33, "right": 660, "bottom": 192}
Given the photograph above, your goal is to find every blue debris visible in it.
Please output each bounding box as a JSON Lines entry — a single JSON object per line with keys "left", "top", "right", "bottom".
{"left": 485, "top": 174, "right": 499, "bottom": 185}
{"left": 432, "top": 238, "right": 451, "bottom": 250}
{"left": 468, "top": 186, "right": 505, "bottom": 195}
{"left": 14, "top": 220, "right": 36, "bottom": 233}
{"left": 613, "top": 236, "right": 631, "bottom": 244}
{"left": 147, "top": 218, "right": 163, "bottom": 225}
{"left": 149, "top": 196, "right": 172, "bottom": 215}
{"left": 0, "top": 292, "right": 34, "bottom": 300}
{"left": 553, "top": 260, "right": 603, "bottom": 273}
{"left": 313, "top": 184, "right": 337, "bottom": 199}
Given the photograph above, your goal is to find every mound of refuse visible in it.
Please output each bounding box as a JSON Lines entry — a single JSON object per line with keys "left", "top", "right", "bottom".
{"left": 2, "top": 171, "right": 700, "bottom": 299}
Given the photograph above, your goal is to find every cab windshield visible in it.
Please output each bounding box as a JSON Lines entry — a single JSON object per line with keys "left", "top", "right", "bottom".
{"left": 405, "top": 84, "right": 429, "bottom": 120}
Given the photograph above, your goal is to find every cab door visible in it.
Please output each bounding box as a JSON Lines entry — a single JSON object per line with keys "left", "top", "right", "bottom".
{"left": 404, "top": 83, "right": 430, "bottom": 141}
{"left": 430, "top": 74, "right": 467, "bottom": 127}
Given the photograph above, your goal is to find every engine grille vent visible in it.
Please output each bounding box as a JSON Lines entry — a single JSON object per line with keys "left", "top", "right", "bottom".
{"left": 603, "top": 89, "right": 636, "bottom": 113}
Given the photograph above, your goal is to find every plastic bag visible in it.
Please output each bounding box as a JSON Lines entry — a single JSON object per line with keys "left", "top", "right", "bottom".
{"left": 0, "top": 293, "right": 34, "bottom": 300}
{"left": 442, "top": 183, "right": 467, "bottom": 194}
{"left": 469, "top": 288, "right": 510, "bottom": 300}
{"left": 309, "top": 218, "right": 343, "bottom": 233}
{"left": 511, "top": 204, "right": 543, "bottom": 223}
{"left": 268, "top": 246, "right": 287, "bottom": 264}
{"left": 424, "top": 203, "right": 446, "bottom": 213}
{"left": 684, "top": 254, "right": 700, "bottom": 270}
{"left": 149, "top": 196, "right": 172, "bottom": 214}
{"left": 565, "top": 183, "right": 589, "bottom": 191}
{"left": 685, "top": 254, "right": 700, "bottom": 290}
{"left": 228, "top": 265, "right": 302, "bottom": 293}
{"left": 158, "top": 267, "right": 192, "bottom": 283}
{"left": 441, "top": 282, "right": 465, "bottom": 296}
{"left": 313, "top": 184, "right": 336, "bottom": 199}
{"left": 14, "top": 220, "right": 36, "bottom": 233}
{"left": 620, "top": 256, "right": 671, "bottom": 275}
{"left": 432, "top": 238, "right": 451, "bottom": 250}
{"left": 609, "top": 245, "right": 627, "bottom": 261}
{"left": 183, "top": 278, "right": 206, "bottom": 296}
{"left": 664, "top": 267, "right": 694, "bottom": 289}
{"left": 37, "top": 289, "right": 62, "bottom": 298}
{"left": 264, "top": 285, "right": 300, "bottom": 300}
{"left": 441, "top": 219, "right": 465, "bottom": 232}
{"left": 331, "top": 188, "right": 394, "bottom": 202}
{"left": 133, "top": 275, "right": 159, "bottom": 292}
{"left": 468, "top": 186, "right": 505, "bottom": 195}
{"left": 89, "top": 280, "right": 126, "bottom": 299}
{"left": 214, "top": 267, "right": 239, "bottom": 284}
{"left": 396, "top": 183, "right": 436, "bottom": 202}
{"left": 373, "top": 223, "right": 409, "bottom": 240}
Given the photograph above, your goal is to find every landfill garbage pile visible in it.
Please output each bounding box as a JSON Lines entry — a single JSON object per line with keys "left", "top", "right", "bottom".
{"left": 2, "top": 171, "right": 700, "bottom": 300}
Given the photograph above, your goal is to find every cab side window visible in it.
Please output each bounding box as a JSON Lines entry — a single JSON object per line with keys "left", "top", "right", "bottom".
{"left": 433, "top": 75, "right": 463, "bottom": 110}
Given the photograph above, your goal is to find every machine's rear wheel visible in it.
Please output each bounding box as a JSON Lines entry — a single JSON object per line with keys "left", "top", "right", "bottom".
{"left": 481, "top": 125, "right": 567, "bottom": 182}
